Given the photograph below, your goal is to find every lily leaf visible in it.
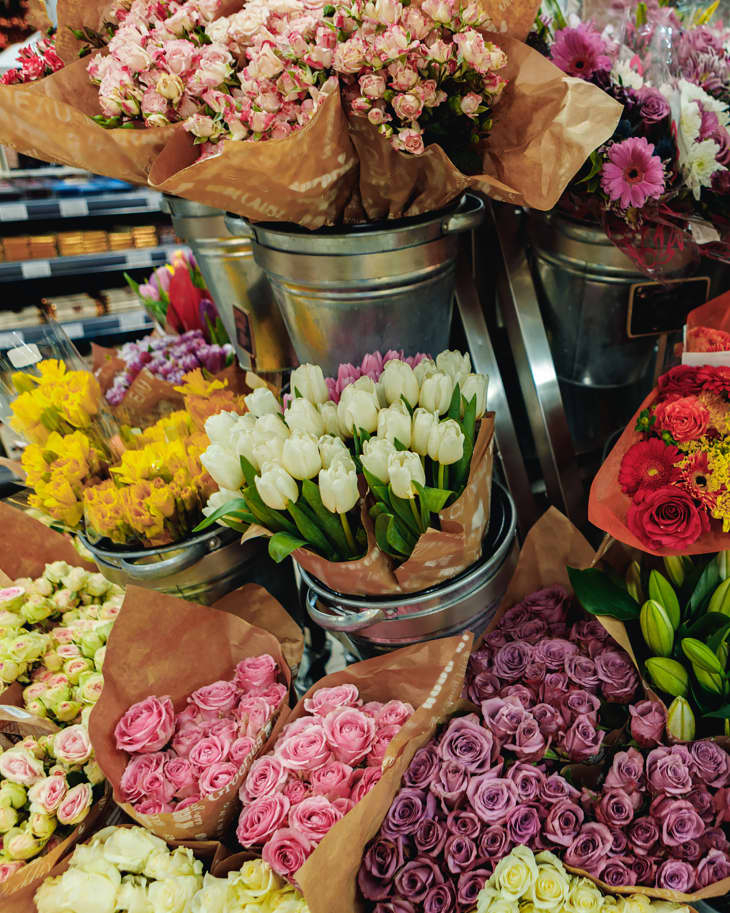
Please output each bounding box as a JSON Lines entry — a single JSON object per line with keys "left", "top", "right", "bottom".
{"left": 567, "top": 567, "right": 641, "bottom": 621}
{"left": 688, "top": 557, "right": 721, "bottom": 618}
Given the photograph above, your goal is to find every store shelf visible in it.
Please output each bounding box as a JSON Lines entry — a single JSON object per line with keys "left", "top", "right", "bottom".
{"left": 0, "top": 191, "right": 162, "bottom": 223}
{"left": 0, "top": 309, "right": 153, "bottom": 347}
{"left": 0, "top": 244, "right": 177, "bottom": 283}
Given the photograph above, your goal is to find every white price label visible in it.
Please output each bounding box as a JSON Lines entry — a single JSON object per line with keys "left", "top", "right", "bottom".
{"left": 7, "top": 342, "right": 40, "bottom": 369}
{"left": 0, "top": 203, "right": 28, "bottom": 222}
{"left": 119, "top": 311, "right": 148, "bottom": 332}
{"left": 0, "top": 331, "right": 23, "bottom": 349}
{"left": 124, "top": 251, "right": 152, "bottom": 269}
{"left": 20, "top": 260, "right": 51, "bottom": 279}
{"left": 63, "top": 322, "right": 84, "bottom": 340}
{"left": 59, "top": 198, "right": 89, "bottom": 217}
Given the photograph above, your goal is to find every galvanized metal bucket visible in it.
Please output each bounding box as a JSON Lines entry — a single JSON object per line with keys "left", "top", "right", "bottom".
{"left": 161, "top": 195, "right": 294, "bottom": 372}
{"left": 80, "top": 526, "right": 262, "bottom": 605}
{"left": 227, "top": 194, "right": 485, "bottom": 376}
{"left": 300, "top": 480, "right": 517, "bottom": 657}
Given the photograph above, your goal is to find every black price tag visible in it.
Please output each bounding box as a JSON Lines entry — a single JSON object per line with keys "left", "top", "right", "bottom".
{"left": 627, "top": 276, "right": 711, "bottom": 338}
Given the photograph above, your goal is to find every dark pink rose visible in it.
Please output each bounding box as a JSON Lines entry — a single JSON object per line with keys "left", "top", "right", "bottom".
{"left": 506, "top": 803, "right": 541, "bottom": 844}
{"left": 350, "top": 766, "right": 382, "bottom": 803}
{"left": 444, "top": 834, "right": 476, "bottom": 874}
{"left": 561, "top": 715, "right": 604, "bottom": 762}
{"left": 176, "top": 794, "right": 201, "bottom": 810}
{"left": 414, "top": 819, "right": 448, "bottom": 857}
{"left": 601, "top": 857, "right": 637, "bottom": 887}
{"left": 323, "top": 707, "right": 376, "bottom": 766}
{"left": 631, "top": 856, "right": 656, "bottom": 885}
{"left": 493, "top": 641, "right": 533, "bottom": 682}
{"left": 165, "top": 757, "right": 196, "bottom": 799}
{"left": 283, "top": 778, "right": 311, "bottom": 805}
{"left": 507, "top": 762, "right": 545, "bottom": 802}
{"left": 190, "top": 680, "right": 239, "bottom": 714}
{"left": 358, "top": 836, "right": 405, "bottom": 901}
{"left": 237, "top": 793, "right": 290, "bottom": 846}
{"left": 605, "top": 748, "right": 645, "bottom": 794}
{"left": 675, "top": 839, "right": 703, "bottom": 863}
{"left": 610, "top": 828, "right": 628, "bottom": 855}
{"left": 277, "top": 724, "right": 331, "bottom": 772}
{"left": 467, "top": 672, "right": 501, "bottom": 704}
{"left": 172, "top": 721, "right": 205, "bottom": 758}
{"left": 404, "top": 745, "right": 440, "bottom": 789}
{"left": 333, "top": 797, "right": 355, "bottom": 815}
{"left": 532, "top": 703, "right": 563, "bottom": 737}
{"left": 500, "top": 685, "right": 536, "bottom": 708}
{"left": 423, "top": 882, "right": 455, "bottom": 913}
{"left": 646, "top": 746, "right": 693, "bottom": 796}
{"left": 135, "top": 798, "right": 173, "bottom": 814}
{"left": 541, "top": 773, "right": 580, "bottom": 804}
{"left": 376, "top": 700, "right": 414, "bottom": 728}
{"left": 383, "top": 788, "right": 434, "bottom": 837}
{"left": 702, "top": 828, "right": 730, "bottom": 854}
{"left": 120, "top": 752, "right": 166, "bottom": 803}
{"left": 466, "top": 775, "right": 518, "bottom": 824}
{"left": 596, "top": 789, "right": 635, "bottom": 829}
{"left": 564, "top": 823, "right": 613, "bottom": 875}
{"left": 438, "top": 715, "right": 494, "bottom": 773}
{"left": 394, "top": 858, "right": 444, "bottom": 903}
{"left": 479, "top": 825, "right": 511, "bottom": 861}
{"left": 199, "top": 761, "right": 238, "bottom": 796}
{"left": 595, "top": 650, "right": 639, "bottom": 702}
{"left": 505, "top": 717, "right": 547, "bottom": 762}
{"left": 484, "top": 630, "right": 509, "bottom": 650}
{"left": 561, "top": 689, "right": 601, "bottom": 724}
{"left": 697, "top": 849, "right": 730, "bottom": 888}
{"left": 535, "top": 638, "right": 578, "bottom": 671}
{"left": 481, "top": 697, "right": 527, "bottom": 739}
{"left": 243, "top": 756, "right": 287, "bottom": 802}
{"left": 190, "top": 735, "right": 230, "bottom": 770}
{"left": 304, "top": 684, "right": 361, "bottom": 716}
{"left": 373, "top": 900, "right": 415, "bottom": 913}
{"left": 114, "top": 695, "right": 174, "bottom": 753}
{"left": 541, "top": 673, "right": 570, "bottom": 705}
{"left": 545, "top": 799, "right": 584, "bottom": 846}
{"left": 520, "top": 586, "right": 571, "bottom": 626}
{"left": 660, "top": 799, "right": 705, "bottom": 846}
{"left": 456, "top": 871, "right": 490, "bottom": 909}
{"left": 629, "top": 701, "right": 666, "bottom": 747}
{"left": 262, "top": 827, "right": 312, "bottom": 877}
{"left": 310, "top": 761, "right": 353, "bottom": 800}
{"left": 229, "top": 737, "right": 255, "bottom": 764}
{"left": 689, "top": 741, "right": 730, "bottom": 788}
{"left": 628, "top": 815, "right": 659, "bottom": 856}
{"left": 234, "top": 654, "right": 278, "bottom": 691}
{"left": 565, "top": 656, "right": 600, "bottom": 691}
{"left": 656, "top": 859, "right": 695, "bottom": 893}
{"left": 289, "top": 795, "right": 343, "bottom": 843}
{"left": 445, "top": 810, "right": 480, "bottom": 839}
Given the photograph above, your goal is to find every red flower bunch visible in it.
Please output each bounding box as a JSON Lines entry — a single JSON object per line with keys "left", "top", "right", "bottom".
{"left": 1, "top": 34, "right": 64, "bottom": 86}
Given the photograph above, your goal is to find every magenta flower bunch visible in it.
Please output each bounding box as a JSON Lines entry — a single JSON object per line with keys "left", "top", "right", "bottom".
{"left": 324, "top": 350, "right": 430, "bottom": 404}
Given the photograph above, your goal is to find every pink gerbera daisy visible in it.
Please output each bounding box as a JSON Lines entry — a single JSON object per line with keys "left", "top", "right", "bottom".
{"left": 600, "top": 137, "right": 665, "bottom": 209}
{"left": 550, "top": 24, "right": 612, "bottom": 79}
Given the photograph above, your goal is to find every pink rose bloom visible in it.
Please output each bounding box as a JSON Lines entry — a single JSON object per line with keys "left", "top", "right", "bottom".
{"left": 176, "top": 794, "right": 200, "bottom": 811}
{"left": 142, "top": 763, "right": 176, "bottom": 804}
{"left": 120, "top": 752, "right": 167, "bottom": 803}
{"left": 52, "top": 725, "right": 93, "bottom": 766}
{"left": 595, "top": 788, "right": 635, "bottom": 829}
{"left": 323, "top": 707, "right": 376, "bottom": 766}
{"left": 392, "top": 92, "right": 423, "bottom": 121}
{"left": 277, "top": 726, "right": 331, "bottom": 772}
{"left": 163, "top": 38, "right": 195, "bottom": 74}
{"left": 230, "top": 737, "right": 255, "bottom": 765}
{"left": 235, "top": 654, "right": 278, "bottom": 692}
{"left": 333, "top": 797, "right": 356, "bottom": 816}
{"left": 282, "top": 777, "right": 311, "bottom": 805}
{"left": 176, "top": 704, "right": 202, "bottom": 727}
{"left": 280, "top": 717, "right": 322, "bottom": 739}
{"left": 57, "top": 783, "right": 93, "bottom": 825}
{"left": 367, "top": 725, "right": 401, "bottom": 767}
{"left": 115, "top": 695, "right": 175, "bottom": 753}
{"left": 350, "top": 766, "right": 382, "bottom": 804}
{"left": 375, "top": 701, "right": 414, "bottom": 729}
{"left": 629, "top": 700, "right": 666, "bottom": 747}
{"left": 135, "top": 798, "right": 174, "bottom": 815}
{"left": 190, "top": 680, "right": 239, "bottom": 715}
{"left": 190, "top": 735, "right": 230, "bottom": 770}
{"left": 236, "top": 696, "right": 273, "bottom": 738}
{"left": 254, "top": 682, "right": 288, "bottom": 709}
{"left": 243, "top": 756, "right": 287, "bottom": 803}
{"left": 393, "top": 127, "right": 424, "bottom": 155}
{"left": 0, "top": 748, "right": 44, "bottom": 786}
{"left": 56, "top": 644, "right": 80, "bottom": 660}
{"left": 28, "top": 776, "right": 68, "bottom": 814}
{"left": 310, "top": 761, "right": 353, "bottom": 800}
{"left": 237, "top": 793, "right": 291, "bottom": 846}
{"left": 262, "top": 827, "right": 313, "bottom": 878}
{"left": 289, "top": 795, "right": 343, "bottom": 844}
{"left": 199, "top": 761, "right": 239, "bottom": 797}
{"left": 172, "top": 721, "right": 206, "bottom": 758}
{"left": 207, "top": 719, "right": 237, "bottom": 747}
{"left": 165, "top": 757, "right": 197, "bottom": 799}
{"left": 304, "top": 684, "right": 361, "bottom": 716}
{"left": 362, "top": 701, "right": 384, "bottom": 716}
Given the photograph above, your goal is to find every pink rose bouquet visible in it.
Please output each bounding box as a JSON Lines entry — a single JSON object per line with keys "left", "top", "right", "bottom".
{"left": 236, "top": 682, "right": 414, "bottom": 878}
{"left": 115, "top": 654, "right": 286, "bottom": 814}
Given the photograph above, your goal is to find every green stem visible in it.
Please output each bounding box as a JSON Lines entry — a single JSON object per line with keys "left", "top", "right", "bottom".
{"left": 409, "top": 497, "right": 423, "bottom": 534}
{"left": 437, "top": 463, "right": 445, "bottom": 490}
{"left": 340, "top": 511, "right": 356, "bottom": 556}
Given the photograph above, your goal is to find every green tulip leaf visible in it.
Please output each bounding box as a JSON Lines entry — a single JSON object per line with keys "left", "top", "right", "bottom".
{"left": 243, "top": 487, "right": 298, "bottom": 537}
{"left": 387, "top": 487, "right": 421, "bottom": 539}
{"left": 451, "top": 395, "right": 477, "bottom": 494}
{"left": 301, "top": 479, "right": 350, "bottom": 556}
{"left": 268, "top": 532, "right": 308, "bottom": 563}
{"left": 286, "top": 500, "right": 335, "bottom": 558}
{"left": 386, "top": 516, "right": 414, "bottom": 557}
{"left": 193, "top": 498, "right": 251, "bottom": 532}
{"left": 393, "top": 438, "right": 409, "bottom": 453}
{"left": 415, "top": 483, "right": 453, "bottom": 515}
{"left": 567, "top": 567, "right": 641, "bottom": 621}
{"left": 239, "top": 455, "right": 258, "bottom": 488}
{"left": 362, "top": 466, "right": 391, "bottom": 508}
{"left": 447, "top": 383, "right": 461, "bottom": 420}
{"left": 374, "top": 512, "right": 401, "bottom": 558}
{"left": 702, "top": 703, "right": 730, "bottom": 719}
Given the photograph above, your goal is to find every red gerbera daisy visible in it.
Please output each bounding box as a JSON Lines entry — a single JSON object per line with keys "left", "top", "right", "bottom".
{"left": 618, "top": 438, "right": 682, "bottom": 498}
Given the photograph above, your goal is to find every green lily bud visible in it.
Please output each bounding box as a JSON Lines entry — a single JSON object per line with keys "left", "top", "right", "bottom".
{"left": 709, "top": 577, "right": 730, "bottom": 616}
{"left": 666, "top": 696, "right": 696, "bottom": 742}
{"left": 681, "top": 637, "right": 725, "bottom": 675}
{"left": 625, "top": 561, "right": 643, "bottom": 603}
{"left": 694, "top": 663, "right": 725, "bottom": 695}
{"left": 646, "top": 657, "right": 689, "bottom": 697}
{"left": 718, "top": 551, "right": 730, "bottom": 581}
{"left": 663, "top": 555, "right": 687, "bottom": 588}
{"left": 640, "top": 600, "right": 675, "bottom": 657}
{"left": 648, "top": 570, "right": 681, "bottom": 629}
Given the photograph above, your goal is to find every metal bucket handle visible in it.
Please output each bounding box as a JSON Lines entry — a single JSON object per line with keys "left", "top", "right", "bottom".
{"left": 306, "top": 591, "right": 387, "bottom": 632}
{"left": 442, "top": 196, "right": 485, "bottom": 235}
{"left": 88, "top": 538, "right": 211, "bottom": 581}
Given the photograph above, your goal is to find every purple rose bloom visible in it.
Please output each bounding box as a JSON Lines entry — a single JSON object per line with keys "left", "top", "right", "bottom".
{"left": 561, "top": 689, "right": 601, "bottom": 723}
{"left": 629, "top": 701, "right": 666, "bottom": 747}
{"left": 610, "top": 829, "right": 628, "bottom": 855}
{"left": 508, "top": 762, "right": 545, "bottom": 802}
{"left": 689, "top": 741, "right": 730, "bottom": 788}
{"left": 496, "top": 604, "right": 531, "bottom": 635}
{"left": 506, "top": 803, "right": 542, "bottom": 845}
{"left": 595, "top": 650, "right": 640, "bottom": 702}
{"left": 467, "top": 672, "right": 501, "bottom": 705}
{"left": 636, "top": 86, "right": 671, "bottom": 124}
{"left": 374, "top": 899, "right": 416, "bottom": 913}
{"left": 631, "top": 856, "right": 656, "bottom": 886}
{"left": 687, "top": 786, "right": 715, "bottom": 825}
{"left": 646, "top": 747, "right": 693, "bottom": 797}
{"left": 358, "top": 837, "right": 406, "bottom": 901}
{"left": 525, "top": 660, "right": 547, "bottom": 687}
{"left": 605, "top": 748, "right": 645, "bottom": 794}
{"left": 532, "top": 704, "right": 564, "bottom": 738}
{"left": 561, "top": 715, "right": 604, "bottom": 762}
{"left": 541, "top": 773, "right": 580, "bottom": 804}
{"left": 628, "top": 816, "right": 659, "bottom": 856}
{"left": 570, "top": 618, "right": 610, "bottom": 645}
{"left": 520, "top": 618, "right": 549, "bottom": 644}
{"left": 484, "top": 631, "right": 509, "bottom": 651}
{"left": 535, "top": 639, "right": 579, "bottom": 671}
{"left": 479, "top": 825, "right": 511, "bottom": 862}
{"left": 456, "top": 870, "right": 491, "bottom": 908}
{"left": 602, "top": 857, "right": 637, "bottom": 887}
{"left": 656, "top": 859, "right": 695, "bottom": 893}
{"left": 437, "top": 715, "right": 494, "bottom": 773}
{"left": 382, "top": 789, "right": 434, "bottom": 838}
{"left": 394, "top": 859, "right": 444, "bottom": 903}
{"left": 519, "top": 585, "right": 571, "bottom": 626}
{"left": 674, "top": 839, "right": 702, "bottom": 863}
{"left": 444, "top": 834, "right": 477, "bottom": 874}
{"left": 660, "top": 800, "right": 705, "bottom": 847}
{"left": 494, "top": 641, "right": 533, "bottom": 682}
{"left": 506, "top": 716, "right": 547, "bottom": 763}
{"left": 596, "top": 789, "right": 635, "bottom": 829}
{"left": 500, "top": 685, "right": 536, "bottom": 709}
{"left": 446, "top": 810, "right": 481, "bottom": 839}
{"left": 565, "top": 656, "right": 600, "bottom": 692}
{"left": 466, "top": 776, "right": 519, "bottom": 825}
{"left": 414, "top": 819, "right": 448, "bottom": 858}
{"left": 697, "top": 849, "right": 730, "bottom": 888}
{"left": 404, "top": 746, "right": 440, "bottom": 789}
{"left": 541, "top": 673, "right": 571, "bottom": 705}
{"left": 423, "top": 882, "right": 455, "bottom": 913}
{"left": 701, "top": 828, "right": 730, "bottom": 855}
{"left": 430, "top": 761, "right": 470, "bottom": 808}
{"left": 564, "top": 823, "right": 613, "bottom": 875}
{"left": 481, "top": 698, "right": 527, "bottom": 740}
{"left": 468, "top": 649, "right": 493, "bottom": 677}
{"left": 545, "top": 799, "right": 584, "bottom": 847}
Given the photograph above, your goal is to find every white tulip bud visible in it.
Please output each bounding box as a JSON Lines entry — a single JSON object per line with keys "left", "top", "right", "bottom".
{"left": 337, "top": 389, "right": 380, "bottom": 437}
{"left": 361, "top": 437, "right": 396, "bottom": 483}
{"left": 411, "top": 408, "right": 439, "bottom": 456}
{"left": 318, "top": 401, "right": 340, "bottom": 436}
{"left": 436, "top": 349, "right": 471, "bottom": 382}
{"left": 381, "top": 360, "right": 420, "bottom": 408}
{"left": 319, "top": 461, "right": 359, "bottom": 514}
{"left": 255, "top": 462, "right": 299, "bottom": 510}
{"left": 413, "top": 357, "right": 437, "bottom": 385}
{"left": 204, "top": 411, "right": 239, "bottom": 446}
{"left": 254, "top": 414, "right": 290, "bottom": 442}
{"left": 350, "top": 376, "right": 378, "bottom": 396}
{"left": 285, "top": 398, "right": 325, "bottom": 437}
{"left": 419, "top": 372, "right": 453, "bottom": 415}
{"left": 290, "top": 364, "right": 329, "bottom": 404}
{"left": 281, "top": 431, "right": 322, "bottom": 480}
{"left": 427, "top": 419, "right": 465, "bottom": 465}
{"left": 244, "top": 387, "right": 281, "bottom": 417}
{"left": 202, "top": 489, "right": 241, "bottom": 525}
{"left": 235, "top": 413, "right": 257, "bottom": 432}
{"left": 200, "top": 443, "right": 244, "bottom": 491}
{"left": 230, "top": 427, "right": 258, "bottom": 472}
{"left": 253, "top": 435, "right": 284, "bottom": 468}
{"left": 388, "top": 450, "right": 426, "bottom": 500}
{"left": 319, "top": 434, "right": 350, "bottom": 469}
{"left": 376, "top": 402, "right": 412, "bottom": 448}
{"left": 459, "top": 373, "right": 488, "bottom": 418}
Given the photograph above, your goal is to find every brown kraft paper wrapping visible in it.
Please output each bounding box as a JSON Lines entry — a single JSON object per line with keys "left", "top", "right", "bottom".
{"left": 0, "top": 502, "right": 97, "bottom": 578}
{"left": 88, "top": 584, "right": 292, "bottom": 841}
{"left": 213, "top": 632, "right": 474, "bottom": 913}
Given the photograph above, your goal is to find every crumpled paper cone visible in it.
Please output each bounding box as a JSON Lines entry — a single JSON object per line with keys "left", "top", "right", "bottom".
{"left": 89, "top": 584, "right": 291, "bottom": 841}
{"left": 0, "top": 503, "right": 96, "bottom": 578}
